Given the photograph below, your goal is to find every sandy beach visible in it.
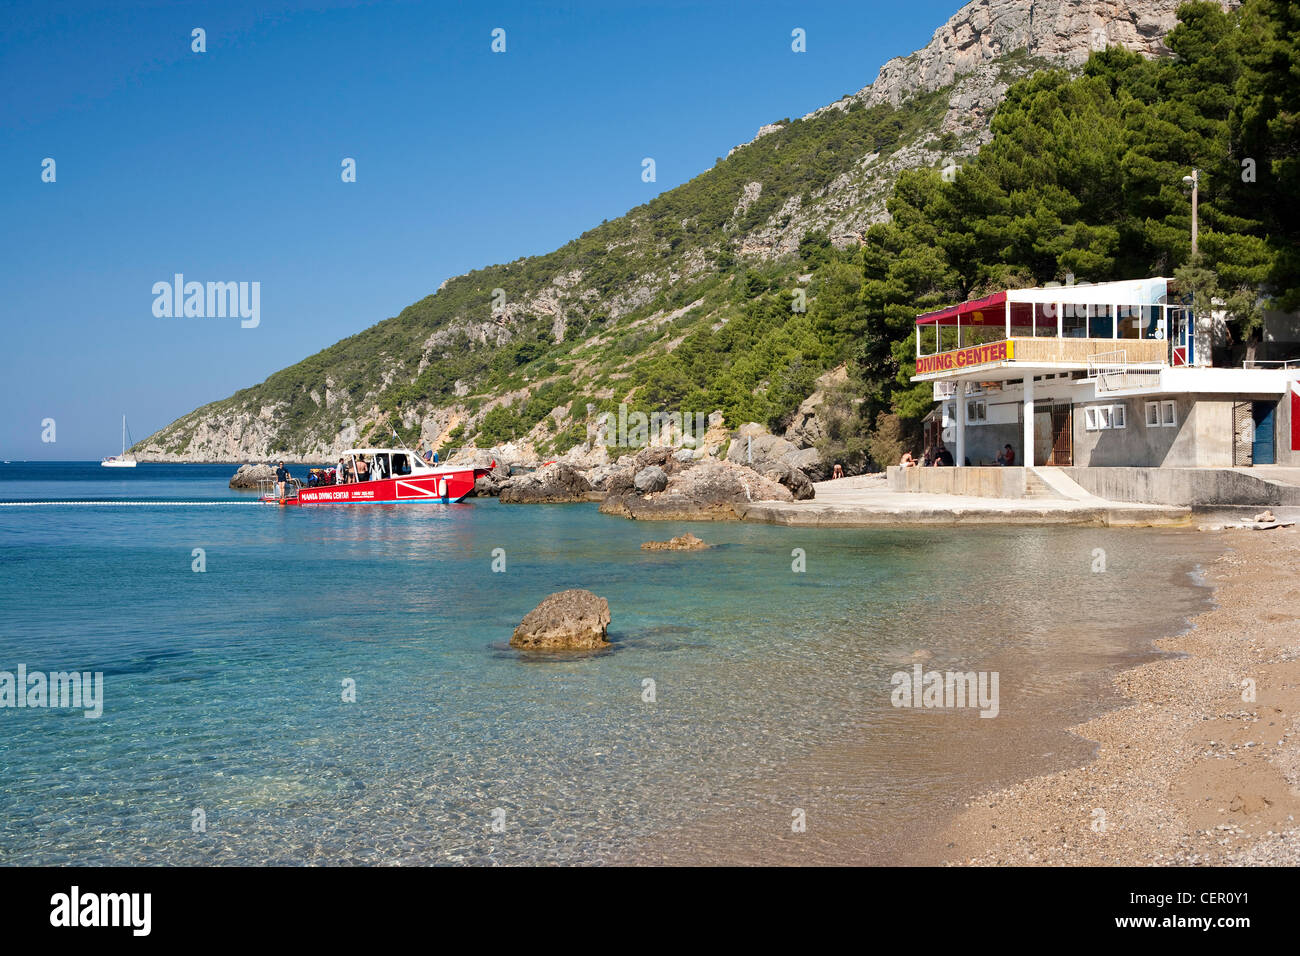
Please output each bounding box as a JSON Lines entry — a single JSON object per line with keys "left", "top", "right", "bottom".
{"left": 926, "top": 524, "right": 1300, "bottom": 866}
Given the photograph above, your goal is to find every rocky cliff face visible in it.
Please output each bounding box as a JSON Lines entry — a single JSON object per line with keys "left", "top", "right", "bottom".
{"left": 864, "top": 0, "right": 1239, "bottom": 108}
{"left": 730, "top": 0, "right": 1240, "bottom": 258}
{"left": 140, "top": 0, "right": 1235, "bottom": 464}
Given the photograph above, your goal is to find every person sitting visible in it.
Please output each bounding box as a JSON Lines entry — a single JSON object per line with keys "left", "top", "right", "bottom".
{"left": 934, "top": 443, "right": 954, "bottom": 467}
{"left": 998, "top": 444, "right": 1016, "bottom": 467}
{"left": 900, "top": 452, "right": 916, "bottom": 468}
{"left": 922, "top": 444, "right": 935, "bottom": 467}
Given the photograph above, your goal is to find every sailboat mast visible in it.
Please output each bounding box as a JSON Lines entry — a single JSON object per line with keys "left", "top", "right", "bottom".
{"left": 122, "top": 415, "right": 127, "bottom": 455}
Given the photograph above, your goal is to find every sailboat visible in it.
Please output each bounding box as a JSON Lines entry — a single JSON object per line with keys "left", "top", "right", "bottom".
{"left": 101, "top": 415, "right": 138, "bottom": 468}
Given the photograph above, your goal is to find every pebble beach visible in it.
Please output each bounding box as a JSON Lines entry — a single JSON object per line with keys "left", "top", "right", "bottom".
{"left": 929, "top": 525, "right": 1300, "bottom": 866}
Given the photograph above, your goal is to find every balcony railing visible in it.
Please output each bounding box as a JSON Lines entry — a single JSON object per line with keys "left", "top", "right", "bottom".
{"left": 916, "top": 336, "right": 1168, "bottom": 376}
{"left": 1086, "top": 349, "right": 1163, "bottom": 392}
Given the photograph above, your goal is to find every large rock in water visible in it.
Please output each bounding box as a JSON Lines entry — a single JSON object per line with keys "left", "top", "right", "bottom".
{"left": 601, "top": 459, "right": 793, "bottom": 521}
{"left": 498, "top": 462, "right": 592, "bottom": 503}
{"left": 510, "top": 589, "right": 611, "bottom": 650}
{"left": 229, "top": 463, "right": 274, "bottom": 489}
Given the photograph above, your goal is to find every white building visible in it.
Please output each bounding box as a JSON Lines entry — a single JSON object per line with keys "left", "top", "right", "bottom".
{"left": 911, "top": 278, "right": 1300, "bottom": 470}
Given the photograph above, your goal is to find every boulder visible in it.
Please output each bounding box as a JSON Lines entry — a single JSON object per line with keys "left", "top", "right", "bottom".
{"left": 498, "top": 462, "right": 592, "bottom": 503}
{"left": 633, "top": 465, "right": 669, "bottom": 494}
{"left": 784, "top": 446, "right": 826, "bottom": 481}
{"left": 586, "top": 462, "right": 623, "bottom": 492}
{"left": 229, "top": 463, "right": 274, "bottom": 489}
{"left": 603, "top": 464, "right": 638, "bottom": 498}
{"left": 641, "top": 532, "right": 710, "bottom": 551}
{"left": 601, "top": 459, "right": 793, "bottom": 521}
{"left": 510, "top": 589, "right": 611, "bottom": 650}
{"left": 759, "top": 460, "right": 816, "bottom": 500}
{"left": 725, "top": 427, "right": 799, "bottom": 469}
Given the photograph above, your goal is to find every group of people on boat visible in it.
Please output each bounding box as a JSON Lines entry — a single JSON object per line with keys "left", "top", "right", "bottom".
{"left": 270, "top": 446, "right": 454, "bottom": 498}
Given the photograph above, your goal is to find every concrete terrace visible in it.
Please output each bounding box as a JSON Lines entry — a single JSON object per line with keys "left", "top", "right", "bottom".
{"left": 739, "top": 472, "right": 1191, "bottom": 528}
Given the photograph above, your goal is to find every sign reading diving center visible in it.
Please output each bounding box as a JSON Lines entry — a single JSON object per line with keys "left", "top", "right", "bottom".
{"left": 916, "top": 340, "right": 1014, "bottom": 375}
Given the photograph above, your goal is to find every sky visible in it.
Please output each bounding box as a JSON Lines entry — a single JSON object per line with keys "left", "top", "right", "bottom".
{"left": 0, "top": 0, "right": 963, "bottom": 459}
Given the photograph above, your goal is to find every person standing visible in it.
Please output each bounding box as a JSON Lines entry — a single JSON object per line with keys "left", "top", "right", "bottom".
{"left": 274, "top": 460, "right": 290, "bottom": 498}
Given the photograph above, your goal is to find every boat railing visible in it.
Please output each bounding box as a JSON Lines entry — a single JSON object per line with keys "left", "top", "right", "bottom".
{"left": 258, "top": 477, "right": 302, "bottom": 500}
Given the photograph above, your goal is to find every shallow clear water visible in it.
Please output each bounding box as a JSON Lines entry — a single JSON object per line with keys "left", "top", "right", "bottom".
{"left": 0, "top": 462, "right": 1217, "bottom": 864}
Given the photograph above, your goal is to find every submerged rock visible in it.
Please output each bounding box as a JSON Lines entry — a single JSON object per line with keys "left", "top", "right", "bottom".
{"left": 641, "top": 532, "right": 710, "bottom": 551}
{"left": 510, "top": 589, "right": 611, "bottom": 650}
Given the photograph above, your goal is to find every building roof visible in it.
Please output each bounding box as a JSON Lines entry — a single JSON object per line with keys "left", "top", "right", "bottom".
{"left": 916, "top": 278, "right": 1174, "bottom": 326}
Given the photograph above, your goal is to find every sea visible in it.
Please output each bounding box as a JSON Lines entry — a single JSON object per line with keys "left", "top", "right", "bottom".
{"left": 0, "top": 462, "right": 1220, "bottom": 865}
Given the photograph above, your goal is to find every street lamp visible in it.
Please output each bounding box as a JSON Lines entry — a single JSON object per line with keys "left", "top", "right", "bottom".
{"left": 1182, "top": 169, "right": 1199, "bottom": 258}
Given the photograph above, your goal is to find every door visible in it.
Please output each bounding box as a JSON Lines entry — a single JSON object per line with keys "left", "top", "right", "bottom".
{"left": 1033, "top": 407, "right": 1054, "bottom": 466}
{"left": 1048, "top": 404, "right": 1073, "bottom": 465}
{"left": 1253, "top": 402, "right": 1276, "bottom": 465}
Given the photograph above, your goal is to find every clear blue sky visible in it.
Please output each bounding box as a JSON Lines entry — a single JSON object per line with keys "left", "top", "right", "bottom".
{"left": 0, "top": 0, "right": 960, "bottom": 459}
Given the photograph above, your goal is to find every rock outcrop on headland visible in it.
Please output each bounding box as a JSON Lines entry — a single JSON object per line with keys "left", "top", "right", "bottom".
{"left": 498, "top": 462, "right": 593, "bottom": 504}
{"left": 601, "top": 459, "right": 794, "bottom": 521}
{"left": 509, "top": 589, "right": 612, "bottom": 650}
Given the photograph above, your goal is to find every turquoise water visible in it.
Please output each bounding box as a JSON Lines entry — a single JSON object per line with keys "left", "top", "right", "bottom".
{"left": 0, "top": 463, "right": 1218, "bottom": 864}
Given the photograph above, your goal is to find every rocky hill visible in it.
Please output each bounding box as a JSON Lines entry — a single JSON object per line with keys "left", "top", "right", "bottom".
{"left": 138, "top": 0, "right": 1238, "bottom": 464}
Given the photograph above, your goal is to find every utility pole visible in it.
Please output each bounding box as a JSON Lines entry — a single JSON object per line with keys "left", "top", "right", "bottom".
{"left": 1182, "top": 169, "right": 1199, "bottom": 258}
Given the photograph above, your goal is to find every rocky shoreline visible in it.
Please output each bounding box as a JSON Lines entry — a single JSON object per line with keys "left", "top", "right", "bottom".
{"left": 227, "top": 420, "right": 830, "bottom": 519}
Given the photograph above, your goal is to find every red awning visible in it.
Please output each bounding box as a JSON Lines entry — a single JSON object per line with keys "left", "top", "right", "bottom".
{"left": 916, "top": 291, "right": 1007, "bottom": 326}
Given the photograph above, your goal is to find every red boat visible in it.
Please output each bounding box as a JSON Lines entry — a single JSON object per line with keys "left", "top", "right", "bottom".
{"left": 259, "top": 448, "right": 489, "bottom": 506}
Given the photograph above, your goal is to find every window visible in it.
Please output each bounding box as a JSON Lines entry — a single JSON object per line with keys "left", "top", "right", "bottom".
{"left": 1086, "top": 404, "right": 1127, "bottom": 431}
{"left": 1145, "top": 401, "right": 1177, "bottom": 428}
{"left": 966, "top": 400, "right": 987, "bottom": 424}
